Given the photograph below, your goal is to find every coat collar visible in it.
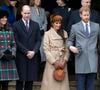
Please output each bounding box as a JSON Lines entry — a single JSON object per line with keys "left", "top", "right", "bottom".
{"left": 19, "top": 19, "right": 33, "bottom": 36}
{"left": 49, "top": 27, "right": 68, "bottom": 39}
{"left": 78, "top": 21, "right": 95, "bottom": 38}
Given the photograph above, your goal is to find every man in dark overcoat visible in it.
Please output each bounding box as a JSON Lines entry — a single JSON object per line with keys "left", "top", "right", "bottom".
{"left": 13, "top": 5, "right": 41, "bottom": 90}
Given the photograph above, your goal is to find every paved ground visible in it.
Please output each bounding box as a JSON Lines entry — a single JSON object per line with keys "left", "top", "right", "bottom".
{"left": 8, "top": 80, "right": 100, "bottom": 90}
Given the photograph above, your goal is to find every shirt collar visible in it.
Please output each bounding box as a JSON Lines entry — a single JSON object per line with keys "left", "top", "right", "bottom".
{"left": 22, "top": 18, "right": 29, "bottom": 25}
{"left": 81, "top": 20, "right": 90, "bottom": 26}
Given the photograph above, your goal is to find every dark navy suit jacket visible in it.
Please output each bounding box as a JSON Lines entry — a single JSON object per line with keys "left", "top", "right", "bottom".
{"left": 13, "top": 19, "right": 41, "bottom": 81}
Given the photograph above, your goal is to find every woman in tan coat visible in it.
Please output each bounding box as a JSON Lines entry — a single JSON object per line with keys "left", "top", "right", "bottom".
{"left": 41, "top": 14, "right": 69, "bottom": 90}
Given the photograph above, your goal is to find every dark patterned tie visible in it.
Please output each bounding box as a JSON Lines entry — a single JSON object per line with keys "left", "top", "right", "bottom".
{"left": 85, "top": 23, "right": 89, "bottom": 36}
{"left": 25, "top": 21, "right": 29, "bottom": 32}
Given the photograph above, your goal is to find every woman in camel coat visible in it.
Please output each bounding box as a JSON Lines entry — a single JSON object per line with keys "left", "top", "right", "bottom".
{"left": 41, "top": 14, "right": 69, "bottom": 90}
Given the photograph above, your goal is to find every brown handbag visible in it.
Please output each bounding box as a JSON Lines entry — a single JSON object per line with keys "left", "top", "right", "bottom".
{"left": 53, "top": 67, "right": 65, "bottom": 81}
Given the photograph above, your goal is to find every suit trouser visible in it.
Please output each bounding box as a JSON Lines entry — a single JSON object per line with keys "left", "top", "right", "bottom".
{"left": 76, "top": 73, "right": 96, "bottom": 90}
{"left": 16, "top": 80, "right": 33, "bottom": 90}
{"left": 0, "top": 81, "right": 8, "bottom": 90}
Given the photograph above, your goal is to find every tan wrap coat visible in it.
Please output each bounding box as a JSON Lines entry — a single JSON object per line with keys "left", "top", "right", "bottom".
{"left": 41, "top": 28, "right": 69, "bottom": 90}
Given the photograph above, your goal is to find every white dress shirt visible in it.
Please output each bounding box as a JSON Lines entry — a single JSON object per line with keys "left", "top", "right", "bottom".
{"left": 82, "top": 21, "right": 91, "bottom": 34}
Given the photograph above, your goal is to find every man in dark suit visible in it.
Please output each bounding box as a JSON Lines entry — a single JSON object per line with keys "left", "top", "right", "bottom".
{"left": 13, "top": 5, "right": 41, "bottom": 90}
